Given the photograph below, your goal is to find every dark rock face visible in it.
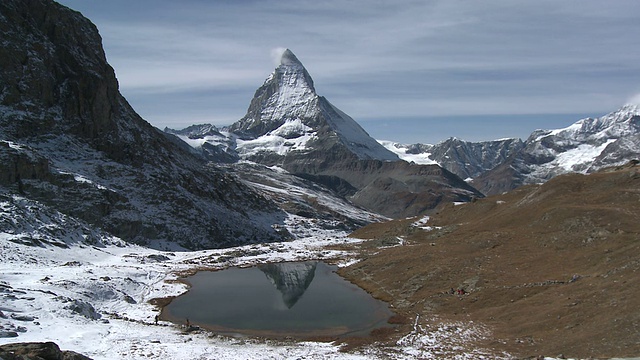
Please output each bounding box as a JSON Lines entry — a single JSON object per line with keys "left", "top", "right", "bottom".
{"left": 0, "top": 0, "right": 286, "bottom": 249}
{"left": 427, "top": 137, "right": 525, "bottom": 180}
{"left": 164, "top": 125, "right": 239, "bottom": 163}
{"left": 0, "top": 0, "right": 117, "bottom": 144}
{"left": 288, "top": 157, "right": 481, "bottom": 218}
{"left": 0, "top": 342, "right": 92, "bottom": 360}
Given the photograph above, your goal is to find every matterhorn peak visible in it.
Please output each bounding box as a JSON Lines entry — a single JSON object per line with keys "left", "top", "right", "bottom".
{"left": 280, "top": 48, "right": 304, "bottom": 67}
{"left": 229, "top": 49, "right": 398, "bottom": 161}
{"left": 274, "top": 48, "right": 315, "bottom": 93}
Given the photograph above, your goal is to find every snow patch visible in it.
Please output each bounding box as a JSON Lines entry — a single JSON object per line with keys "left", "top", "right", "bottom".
{"left": 397, "top": 315, "right": 509, "bottom": 359}
{"left": 377, "top": 140, "right": 438, "bottom": 165}
{"left": 412, "top": 216, "right": 441, "bottom": 232}
{"left": 554, "top": 139, "right": 617, "bottom": 171}
{"left": 236, "top": 119, "right": 317, "bottom": 157}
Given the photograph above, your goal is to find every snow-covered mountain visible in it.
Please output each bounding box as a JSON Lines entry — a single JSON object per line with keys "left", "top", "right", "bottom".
{"left": 168, "top": 49, "right": 399, "bottom": 164}
{"left": 472, "top": 105, "right": 640, "bottom": 195}
{"left": 168, "top": 50, "right": 483, "bottom": 218}
{"left": 379, "top": 105, "right": 640, "bottom": 196}
{"left": 228, "top": 49, "right": 399, "bottom": 163}
{"left": 379, "top": 138, "right": 524, "bottom": 181}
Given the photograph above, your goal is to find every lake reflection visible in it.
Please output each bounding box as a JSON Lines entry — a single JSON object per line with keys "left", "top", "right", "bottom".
{"left": 162, "top": 261, "right": 393, "bottom": 338}
{"left": 258, "top": 261, "right": 317, "bottom": 309}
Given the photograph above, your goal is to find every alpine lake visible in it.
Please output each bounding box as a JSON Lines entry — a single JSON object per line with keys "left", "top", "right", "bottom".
{"left": 161, "top": 261, "right": 394, "bottom": 338}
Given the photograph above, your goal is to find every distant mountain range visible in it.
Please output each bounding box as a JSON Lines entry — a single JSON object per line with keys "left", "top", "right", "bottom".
{"left": 167, "top": 48, "right": 640, "bottom": 212}
{"left": 381, "top": 105, "right": 640, "bottom": 195}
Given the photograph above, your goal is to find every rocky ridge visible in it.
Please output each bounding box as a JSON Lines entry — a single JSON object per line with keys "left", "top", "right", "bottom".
{"left": 475, "top": 104, "right": 640, "bottom": 195}
{"left": 387, "top": 106, "right": 640, "bottom": 196}
{"left": 382, "top": 137, "right": 525, "bottom": 181}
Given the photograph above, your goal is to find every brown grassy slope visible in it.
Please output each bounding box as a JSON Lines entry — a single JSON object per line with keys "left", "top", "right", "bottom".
{"left": 343, "top": 163, "right": 640, "bottom": 358}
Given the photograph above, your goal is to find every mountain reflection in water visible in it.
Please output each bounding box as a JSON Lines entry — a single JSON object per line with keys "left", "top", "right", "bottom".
{"left": 258, "top": 262, "right": 317, "bottom": 308}
{"left": 161, "top": 261, "right": 394, "bottom": 338}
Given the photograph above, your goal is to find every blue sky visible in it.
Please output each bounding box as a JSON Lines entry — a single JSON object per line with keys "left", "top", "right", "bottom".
{"left": 56, "top": 0, "right": 640, "bottom": 144}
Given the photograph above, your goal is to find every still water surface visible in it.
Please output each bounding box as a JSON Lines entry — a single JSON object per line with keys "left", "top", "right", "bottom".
{"left": 162, "top": 261, "right": 393, "bottom": 338}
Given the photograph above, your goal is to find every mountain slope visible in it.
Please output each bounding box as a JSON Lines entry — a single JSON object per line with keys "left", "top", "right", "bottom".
{"left": 344, "top": 161, "right": 640, "bottom": 358}
{"left": 380, "top": 137, "right": 525, "bottom": 181}
{"left": 0, "top": 0, "right": 286, "bottom": 249}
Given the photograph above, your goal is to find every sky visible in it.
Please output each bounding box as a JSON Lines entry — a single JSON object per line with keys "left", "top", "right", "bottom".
{"left": 55, "top": 0, "right": 640, "bottom": 144}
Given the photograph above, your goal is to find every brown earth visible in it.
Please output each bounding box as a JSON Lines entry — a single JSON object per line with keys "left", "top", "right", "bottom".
{"left": 341, "top": 162, "right": 640, "bottom": 359}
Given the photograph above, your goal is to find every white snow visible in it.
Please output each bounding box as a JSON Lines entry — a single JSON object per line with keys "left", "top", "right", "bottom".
{"left": 524, "top": 105, "right": 640, "bottom": 184}
{"left": 173, "top": 134, "right": 208, "bottom": 148}
{"left": 56, "top": 171, "right": 109, "bottom": 191}
{"left": 411, "top": 216, "right": 441, "bottom": 232}
{"left": 236, "top": 119, "right": 317, "bottom": 157}
{"left": 377, "top": 140, "right": 438, "bottom": 165}
{"left": 396, "top": 315, "right": 510, "bottom": 359}
{"left": 554, "top": 139, "right": 617, "bottom": 171}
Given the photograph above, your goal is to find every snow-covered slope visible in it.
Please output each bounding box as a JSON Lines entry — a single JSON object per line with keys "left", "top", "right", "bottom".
{"left": 527, "top": 104, "right": 640, "bottom": 175}
{"left": 377, "top": 140, "right": 438, "bottom": 165}
{"left": 0, "top": 192, "right": 366, "bottom": 359}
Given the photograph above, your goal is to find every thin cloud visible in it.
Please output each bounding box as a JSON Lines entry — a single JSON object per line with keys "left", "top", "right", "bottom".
{"left": 627, "top": 93, "right": 640, "bottom": 105}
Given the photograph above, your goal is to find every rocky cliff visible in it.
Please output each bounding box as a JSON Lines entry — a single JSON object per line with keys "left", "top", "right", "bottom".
{"left": 0, "top": 0, "right": 287, "bottom": 249}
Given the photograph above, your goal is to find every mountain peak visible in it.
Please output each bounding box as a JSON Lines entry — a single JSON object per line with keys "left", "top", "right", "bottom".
{"left": 280, "top": 48, "right": 304, "bottom": 67}
{"left": 618, "top": 103, "right": 640, "bottom": 115}
{"left": 275, "top": 48, "right": 314, "bottom": 92}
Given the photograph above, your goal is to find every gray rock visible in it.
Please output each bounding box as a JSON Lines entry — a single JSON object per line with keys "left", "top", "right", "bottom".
{"left": 0, "top": 341, "right": 92, "bottom": 359}
{"left": 10, "top": 314, "right": 34, "bottom": 322}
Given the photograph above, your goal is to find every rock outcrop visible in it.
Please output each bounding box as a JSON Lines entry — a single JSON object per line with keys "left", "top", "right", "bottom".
{"left": 0, "top": 342, "right": 92, "bottom": 360}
